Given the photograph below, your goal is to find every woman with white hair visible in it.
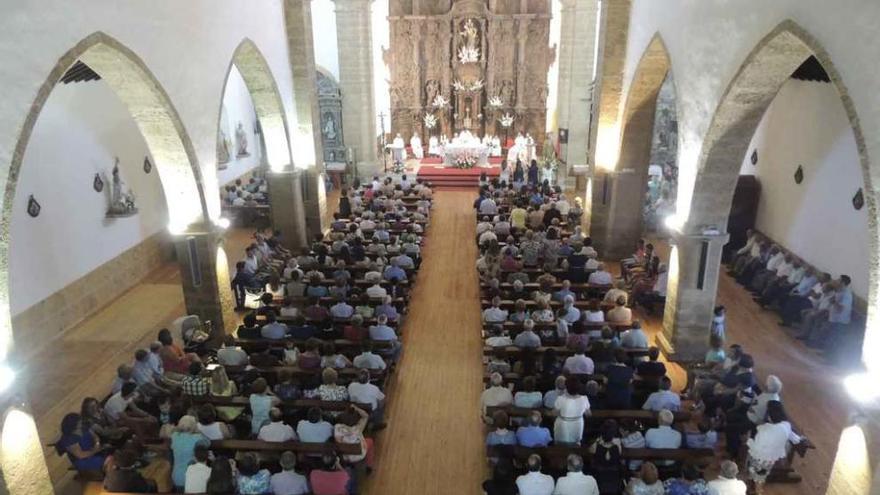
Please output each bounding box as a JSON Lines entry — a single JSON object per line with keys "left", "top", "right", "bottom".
{"left": 170, "top": 415, "right": 209, "bottom": 490}
{"left": 726, "top": 374, "right": 784, "bottom": 457}
{"left": 481, "top": 372, "right": 514, "bottom": 422}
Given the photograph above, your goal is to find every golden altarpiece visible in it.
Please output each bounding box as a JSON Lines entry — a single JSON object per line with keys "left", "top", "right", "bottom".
{"left": 385, "top": 0, "right": 554, "bottom": 147}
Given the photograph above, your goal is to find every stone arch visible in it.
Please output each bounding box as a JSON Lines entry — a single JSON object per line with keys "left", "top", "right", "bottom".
{"left": 686, "top": 20, "right": 873, "bottom": 234}
{"left": 593, "top": 33, "right": 675, "bottom": 258}
{"left": 1, "top": 31, "right": 209, "bottom": 359}
{"left": 666, "top": 20, "right": 875, "bottom": 362}
{"left": 219, "top": 38, "right": 294, "bottom": 173}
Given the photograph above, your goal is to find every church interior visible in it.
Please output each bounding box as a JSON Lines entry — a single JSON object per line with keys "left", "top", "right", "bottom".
{"left": 0, "top": 1, "right": 878, "bottom": 494}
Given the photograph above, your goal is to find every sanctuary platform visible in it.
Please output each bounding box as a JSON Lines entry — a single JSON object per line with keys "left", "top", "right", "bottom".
{"left": 416, "top": 158, "right": 502, "bottom": 188}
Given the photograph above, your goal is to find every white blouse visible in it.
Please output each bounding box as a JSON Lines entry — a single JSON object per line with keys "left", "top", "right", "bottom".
{"left": 747, "top": 421, "right": 801, "bottom": 462}
{"left": 554, "top": 394, "right": 590, "bottom": 420}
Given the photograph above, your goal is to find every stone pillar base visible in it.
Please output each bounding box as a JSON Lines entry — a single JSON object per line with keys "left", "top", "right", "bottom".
{"left": 268, "top": 169, "right": 309, "bottom": 250}
{"left": 301, "top": 169, "right": 327, "bottom": 241}
{"left": 173, "top": 227, "right": 237, "bottom": 342}
{"left": 660, "top": 231, "right": 730, "bottom": 362}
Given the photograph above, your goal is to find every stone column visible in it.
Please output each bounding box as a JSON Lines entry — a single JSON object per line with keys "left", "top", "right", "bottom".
{"left": 587, "top": 0, "right": 631, "bottom": 168}
{"left": 334, "top": 0, "right": 378, "bottom": 179}
{"left": 284, "top": 0, "right": 327, "bottom": 237}
{"left": 555, "top": 0, "right": 599, "bottom": 187}
{"left": 0, "top": 399, "right": 53, "bottom": 495}
{"left": 589, "top": 88, "right": 658, "bottom": 259}
{"left": 268, "top": 169, "right": 308, "bottom": 250}
{"left": 657, "top": 231, "right": 730, "bottom": 362}
{"left": 173, "top": 226, "right": 237, "bottom": 341}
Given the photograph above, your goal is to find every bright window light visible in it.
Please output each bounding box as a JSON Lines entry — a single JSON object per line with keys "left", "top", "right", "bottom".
{"left": 844, "top": 372, "right": 880, "bottom": 404}
{"left": 664, "top": 213, "right": 682, "bottom": 231}
{"left": 0, "top": 365, "right": 16, "bottom": 395}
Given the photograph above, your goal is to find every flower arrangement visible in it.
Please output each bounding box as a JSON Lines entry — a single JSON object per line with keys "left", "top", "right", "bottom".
{"left": 392, "top": 160, "right": 406, "bottom": 174}
{"left": 452, "top": 150, "right": 479, "bottom": 169}
{"left": 488, "top": 95, "right": 503, "bottom": 108}
{"left": 498, "top": 112, "right": 515, "bottom": 128}
{"left": 432, "top": 95, "right": 449, "bottom": 108}
{"left": 457, "top": 45, "right": 480, "bottom": 64}
{"left": 453, "top": 79, "right": 485, "bottom": 93}
{"left": 423, "top": 113, "right": 437, "bottom": 129}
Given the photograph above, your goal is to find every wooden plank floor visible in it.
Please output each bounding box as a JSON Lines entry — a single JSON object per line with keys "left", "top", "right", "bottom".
{"left": 36, "top": 187, "right": 876, "bottom": 494}
{"left": 362, "top": 189, "right": 487, "bottom": 494}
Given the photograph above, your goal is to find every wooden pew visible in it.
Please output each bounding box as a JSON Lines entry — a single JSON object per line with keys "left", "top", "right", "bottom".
{"left": 480, "top": 281, "right": 611, "bottom": 292}
{"left": 190, "top": 395, "right": 372, "bottom": 413}
{"left": 485, "top": 405, "right": 691, "bottom": 425}
{"left": 480, "top": 299, "right": 616, "bottom": 310}
{"left": 487, "top": 445, "right": 714, "bottom": 467}
{"left": 482, "top": 345, "right": 649, "bottom": 360}
{"left": 253, "top": 314, "right": 401, "bottom": 328}
{"left": 211, "top": 439, "right": 361, "bottom": 456}
{"left": 235, "top": 337, "right": 393, "bottom": 353}
{"left": 485, "top": 321, "right": 633, "bottom": 333}
{"left": 223, "top": 364, "right": 387, "bottom": 386}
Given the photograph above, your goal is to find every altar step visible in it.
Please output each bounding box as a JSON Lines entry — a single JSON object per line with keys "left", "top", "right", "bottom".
{"left": 415, "top": 165, "right": 500, "bottom": 189}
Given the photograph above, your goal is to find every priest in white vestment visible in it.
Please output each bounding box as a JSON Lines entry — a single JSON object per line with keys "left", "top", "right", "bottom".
{"left": 392, "top": 133, "right": 407, "bottom": 163}
{"left": 428, "top": 136, "right": 440, "bottom": 156}
{"left": 410, "top": 134, "right": 424, "bottom": 159}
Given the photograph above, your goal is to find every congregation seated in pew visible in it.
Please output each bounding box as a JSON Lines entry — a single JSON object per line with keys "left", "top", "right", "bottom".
{"left": 50, "top": 173, "right": 432, "bottom": 494}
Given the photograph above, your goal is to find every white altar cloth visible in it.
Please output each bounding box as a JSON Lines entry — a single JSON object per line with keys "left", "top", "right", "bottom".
{"left": 443, "top": 143, "right": 490, "bottom": 166}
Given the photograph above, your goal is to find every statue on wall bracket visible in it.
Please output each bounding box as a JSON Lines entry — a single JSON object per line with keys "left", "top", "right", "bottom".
{"left": 106, "top": 157, "right": 138, "bottom": 218}
{"left": 235, "top": 121, "right": 250, "bottom": 157}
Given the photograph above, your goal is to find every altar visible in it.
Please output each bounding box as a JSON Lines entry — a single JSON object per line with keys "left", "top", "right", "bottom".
{"left": 442, "top": 131, "right": 489, "bottom": 167}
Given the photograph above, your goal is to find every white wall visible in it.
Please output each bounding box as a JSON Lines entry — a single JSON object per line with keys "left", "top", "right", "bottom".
{"left": 545, "top": 0, "right": 562, "bottom": 132}
{"left": 737, "top": 79, "right": 868, "bottom": 298}
{"left": 9, "top": 81, "right": 166, "bottom": 314}
{"left": 620, "top": 0, "right": 880, "bottom": 225}
{"left": 0, "top": 0, "right": 303, "bottom": 223}
{"left": 216, "top": 65, "right": 263, "bottom": 186}
{"left": 312, "top": 0, "right": 340, "bottom": 80}
{"left": 372, "top": 0, "right": 390, "bottom": 137}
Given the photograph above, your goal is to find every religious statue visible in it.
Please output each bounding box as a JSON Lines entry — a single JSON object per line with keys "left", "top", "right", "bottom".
{"left": 235, "top": 122, "right": 250, "bottom": 157}
{"left": 425, "top": 80, "right": 440, "bottom": 107}
{"left": 107, "top": 158, "right": 138, "bottom": 217}
{"left": 217, "top": 129, "right": 231, "bottom": 166}
{"left": 457, "top": 19, "right": 480, "bottom": 64}
{"left": 323, "top": 113, "right": 337, "bottom": 141}
{"left": 499, "top": 80, "right": 515, "bottom": 106}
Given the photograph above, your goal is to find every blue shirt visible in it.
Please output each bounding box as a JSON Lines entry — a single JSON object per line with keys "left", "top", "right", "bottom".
{"left": 369, "top": 324, "right": 398, "bottom": 341}
{"left": 374, "top": 304, "right": 399, "bottom": 321}
{"left": 171, "top": 432, "right": 209, "bottom": 487}
{"left": 516, "top": 426, "right": 552, "bottom": 447}
{"left": 553, "top": 289, "right": 574, "bottom": 302}
{"left": 793, "top": 275, "right": 818, "bottom": 296}
{"left": 642, "top": 390, "right": 681, "bottom": 412}
{"left": 306, "top": 285, "right": 329, "bottom": 298}
{"left": 383, "top": 266, "right": 407, "bottom": 281}
{"left": 237, "top": 470, "right": 272, "bottom": 495}
{"left": 261, "top": 322, "right": 288, "bottom": 339}
{"left": 487, "top": 429, "right": 517, "bottom": 446}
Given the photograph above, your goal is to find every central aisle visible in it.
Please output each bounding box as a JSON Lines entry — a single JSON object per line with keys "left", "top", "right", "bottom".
{"left": 364, "top": 190, "right": 486, "bottom": 494}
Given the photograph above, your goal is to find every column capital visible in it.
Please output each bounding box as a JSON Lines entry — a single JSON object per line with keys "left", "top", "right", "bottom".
{"left": 171, "top": 222, "right": 226, "bottom": 239}
{"left": 668, "top": 230, "right": 730, "bottom": 248}
{"left": 332, "top": 0, "right": 374, "bottom": 12}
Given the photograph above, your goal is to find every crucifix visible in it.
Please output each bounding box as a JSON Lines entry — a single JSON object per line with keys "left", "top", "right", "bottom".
{"left": 379, "top": 111, "right": 388, "bottom": 174}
